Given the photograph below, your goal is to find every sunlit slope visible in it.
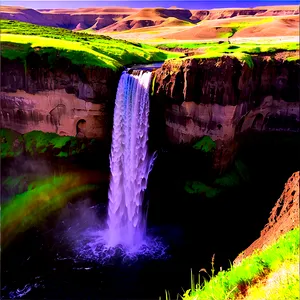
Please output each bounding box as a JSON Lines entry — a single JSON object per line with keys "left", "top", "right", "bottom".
{"left": 161, "top": 15, "right": 299, "bottom": 40}
{"left": 182, "top": 228, "right": 299, "bottom": 300}
{"left": 0, "top": 20, "right": 181, "bottom": 70}
{"left": 97, "top": 7, "right": 194, "bottom": 33}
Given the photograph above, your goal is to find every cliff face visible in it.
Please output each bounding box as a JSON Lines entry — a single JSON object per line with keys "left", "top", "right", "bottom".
{"left": 153, "top": 56, "right": 300, "bottom": 170}
{"left": 1, "top": 56, "right": 121, "bottom": 140}
{"left": 2, "top": 54, "right": 300, "bottom": 170}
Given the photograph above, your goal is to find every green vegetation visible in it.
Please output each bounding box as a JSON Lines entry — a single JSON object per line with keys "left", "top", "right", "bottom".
{"left": 158, "top": 41, "right": 299, "bottom": 67}
{"left": 287, "top": 55, "right": 299, "bottom": 62}
{"left": 22, "top": 130, "right": 85, "bottom": 157}
{"left": 1, "top": 174, "right": 98, "bottom": 247}
{"left": 214, "top": 170, "right": 240, "bottom": 188}
{"left": 185, "top": 159, "right": 249, "bottom": 197}
{"left": 156, "top": 41, "right": 299, "bottom": 52}
{"left": 151, "top": 73, "right": 157, "bottom": 96}
{"left": 0, "top": 128, "right": 93, "bottom": 158}
{"left": 157, "top": 41, "right": 220, "bottom": 50}
{"left": 181, "top": 227, "right": 299, "bottom": 300}
{"left": 185, "top": 181, "right": 221, "bottom": 198}
{"left": 193, "top": 136, "right": 216, "bottom": 153}
{"left": 246, "top": 261, "right": 299, "bottom": 300}
{"left": 0, "top": 20, "right": 182, "bottom": 70}
{"left": 0, "top": 128, "right": 24, "bottom": 158}
{"left": 24, "top": 131, "right": 68, "bottom": 153}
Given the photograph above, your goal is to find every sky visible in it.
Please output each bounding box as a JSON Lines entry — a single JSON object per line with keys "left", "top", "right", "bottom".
{"left": 2, "top": 0, "right": 300, "bottom": 10}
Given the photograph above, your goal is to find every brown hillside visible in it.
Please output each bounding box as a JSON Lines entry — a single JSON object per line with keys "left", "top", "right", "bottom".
{"left": 162, "top": 15, "right": 299, "bottom": 40}
{"left": 1, "top": 4, "right": 299, "bottom": 35}
{"left": 38, "top": 7, "right": 138, "bottom": 14}
{"left": 0, "top": 5, "right": 136, "bottom": 30}
{"left": 234, "top": 15, "right": 299, "bottom": 38}
{"left": 97, "top": 7, "right": 193, "bottom": 32}
{"left": 0, "top": 5, "right": 57, "bottom": 26}
{"left": 234, "top": 171, "right": 299, "bottom": 265}
{"left": 190, "top": 6, "right": 299, "bottom": 22}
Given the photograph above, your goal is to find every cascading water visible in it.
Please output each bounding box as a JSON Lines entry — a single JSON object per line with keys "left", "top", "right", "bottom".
{"left": 106, "top": 70, "right": 155, "bottom": 249}
{"left": 58, "top": 69, "right": 167, "bottom": 262}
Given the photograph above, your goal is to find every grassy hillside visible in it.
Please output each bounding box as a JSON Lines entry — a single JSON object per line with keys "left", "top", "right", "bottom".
{"left": 0, "top": 20, "right": 182, "bottom": 70}
{"left": 174, "top": 227, "right": 299, "bottom": 300}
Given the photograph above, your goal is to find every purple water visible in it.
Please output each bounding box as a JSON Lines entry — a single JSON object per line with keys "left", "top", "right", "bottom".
{"left": 106, "top": 70, "right": 155, "bottom": 249}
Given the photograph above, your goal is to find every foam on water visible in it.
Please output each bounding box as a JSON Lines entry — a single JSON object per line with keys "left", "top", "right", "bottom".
{"left": 70, "top": 226, "right": 169, "bottom": 264}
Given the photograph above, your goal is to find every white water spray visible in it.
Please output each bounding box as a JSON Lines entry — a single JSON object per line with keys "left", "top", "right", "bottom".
{"left": 106, "top": 70, "right": 154, "bottom": 249}
{"left": 58, "top": 70, "right": 167, "bottom": 262}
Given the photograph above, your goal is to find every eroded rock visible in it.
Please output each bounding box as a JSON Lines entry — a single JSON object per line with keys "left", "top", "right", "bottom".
{"left": 234, "top": 171, "right": 299, "bottom": 265}
{"left": 153, "top": 56, "right": 300, "bottom": 170}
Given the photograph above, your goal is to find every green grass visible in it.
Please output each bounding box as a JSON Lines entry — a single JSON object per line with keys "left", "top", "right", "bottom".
{"left": 245, "top": 262, "right": 299, "bottom": 300}
{"left": 157, "top": 41, "right": 299, "bottom": 67}
{"left": 183, "top": 42, "right": 298, "bottom": 67}
{"left": 287, "top": 56, "right": 299, "bottom": 62}
{"left": 156, "top": 41, "right": 299, "bottom": 52}
{"left": 157, "top": 41, "right": 221, "bottom": 50}
{"left": 181, "top": 227, "right": 299, "bottom": 300}
{"left": 0, "top": 20, "right": 182, "bottom": 70}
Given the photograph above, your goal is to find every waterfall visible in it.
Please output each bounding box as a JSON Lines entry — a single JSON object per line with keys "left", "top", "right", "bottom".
{"left": 106, "top": 70, "right": 154, "bottom": 249}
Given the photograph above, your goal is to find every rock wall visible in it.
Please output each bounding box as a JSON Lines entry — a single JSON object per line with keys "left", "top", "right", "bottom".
{"left": 1, "top": 56, "right": 120, "bottom": 103}
{"left": 1, "top": 90, "right": 107, "bottom": 139}
{"left": 153, "top": 56, "right": 300, "bottom": 169}
{"left": 1, "top": 56, "right": 121, "bottom": 140}
{"left": 2, "top": 54, "right": 300, "bottom": 170}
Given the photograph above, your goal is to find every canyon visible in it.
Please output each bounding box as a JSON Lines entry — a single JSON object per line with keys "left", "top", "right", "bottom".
{"left": 2, "top": 54, "right": 299, "bottom": 171}
{"left": 1, "top": 5, "right": 299, "bottom": 299}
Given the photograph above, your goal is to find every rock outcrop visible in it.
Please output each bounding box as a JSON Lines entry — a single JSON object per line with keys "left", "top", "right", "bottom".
{"left": 1, "top": 56, "right": 121, "bottom": 140}
{"left": 234, "top": 171, "right": 299, "bottom": 265}
{"left": 153, "top": 56, "right": 300, "bottom": 170}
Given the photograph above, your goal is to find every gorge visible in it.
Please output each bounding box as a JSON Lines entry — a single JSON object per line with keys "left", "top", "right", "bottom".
{"left": 2, "top": 54, "right": 299, "bottom": 171}
{"left": 1, "top": 8, "right": 299, "bottom": 299}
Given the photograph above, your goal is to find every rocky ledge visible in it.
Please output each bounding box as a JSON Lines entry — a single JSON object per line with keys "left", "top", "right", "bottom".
{"left": 152, "top": 56, "right": 300, "bottom": 170}
{"left": 1, "top": 56, "right": 121, "bottom": 140}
